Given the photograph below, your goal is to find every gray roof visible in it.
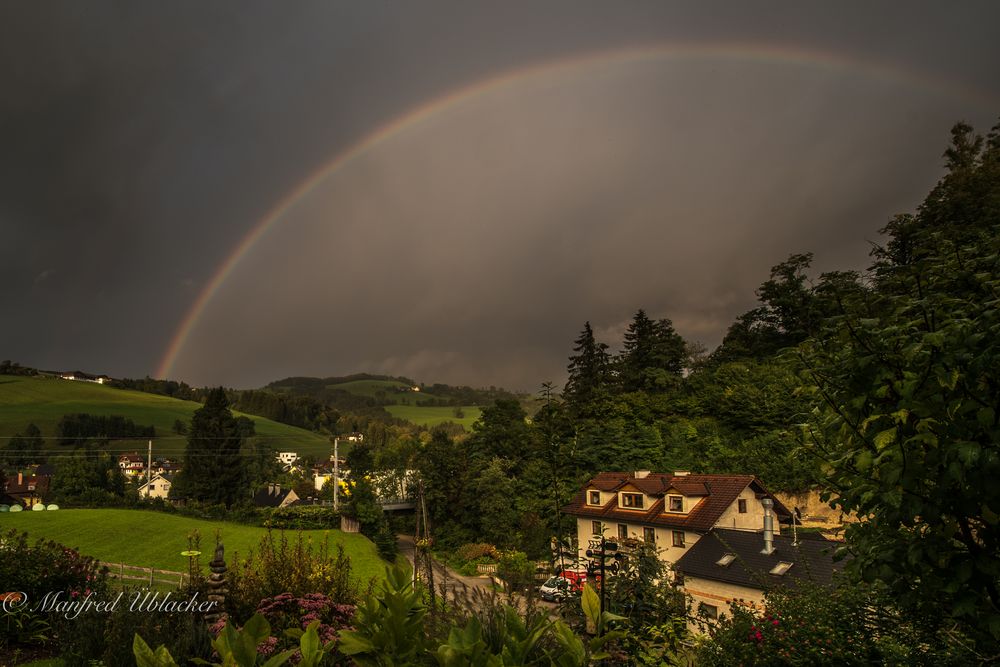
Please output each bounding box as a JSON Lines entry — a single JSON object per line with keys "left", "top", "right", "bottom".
{"left": 673, "top": 528, "right": 846, "bottom": 591}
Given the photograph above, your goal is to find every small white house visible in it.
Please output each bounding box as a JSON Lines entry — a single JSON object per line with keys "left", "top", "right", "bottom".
{"left": 138, "top": 473, "right": 173, "bottom": 499}
{"left": 276, "top": 452, "right": 299, "bottom": 467}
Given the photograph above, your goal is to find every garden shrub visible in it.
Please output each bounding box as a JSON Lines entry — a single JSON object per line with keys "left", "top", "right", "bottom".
{"left": 253, "top": 592, "right": 354, "bottom": 660}
{"left": 697, "top": 581, "right": 978, "bottom": 666}
{"left": 0, "top": 529, "right": 108, "bottom": 602}
{"left": 263, "top": 505, "right": 341, "bottom": 530}
{"left": 57, "top": 595, "right": 214, "bottom": 667}
{"left": 227, "top": 530, "right": 361, "bottom": 624}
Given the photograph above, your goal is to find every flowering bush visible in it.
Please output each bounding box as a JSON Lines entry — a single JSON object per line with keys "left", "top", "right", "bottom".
{"left": 254, "top": 592, "right": 354, "bottom": 661}
{"left": 0, "top": 529, "right": 108, "bottom": 603}
{"left": 227, "top": 530, "right": 360, "bottom": 624}
{"left": 456, "top": 542, "right": 501, "bottom": 562}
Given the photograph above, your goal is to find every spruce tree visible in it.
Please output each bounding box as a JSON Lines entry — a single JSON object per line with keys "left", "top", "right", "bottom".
{"left": 619, "top": 310, "right": 686, "bottom": 392}
{"left": 564, "top": 321, "right": 611, "bottom": 417}
{"left": 173, "top": 387, "right": 250, "bottom": 507}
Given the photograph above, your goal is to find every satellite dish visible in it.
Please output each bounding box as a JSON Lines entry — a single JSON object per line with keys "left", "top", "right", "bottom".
{"left": 31, "top": 504, "right": 44, "bottom": 511}
{"left": 9, "top": 505, "right": 23, "bottom": 512}
{"left": 46, "top": 504, "right": 59, "bottom": 511}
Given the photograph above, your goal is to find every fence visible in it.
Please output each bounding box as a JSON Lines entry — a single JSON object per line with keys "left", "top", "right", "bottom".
{"left": 476, "top": 563, "right": 499, "bottom": 575}
{"left": 99, "top": 561, "right": 188, "bottom": 588}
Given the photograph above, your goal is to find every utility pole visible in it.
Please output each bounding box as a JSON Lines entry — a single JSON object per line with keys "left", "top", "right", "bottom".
{"left": 145, "top": 439, "right": 152, "bottom": 496}
{"left": 333, "top": 437, "right": 339, "bottom": 511}
{"left": 599, "top": 532, "right": 606, "bottom": 616}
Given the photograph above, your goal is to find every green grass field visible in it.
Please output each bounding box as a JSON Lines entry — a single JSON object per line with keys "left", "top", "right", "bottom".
{"left": 0, "top": 509, "right": 387, "bottom": 585}
{"left": 330, "top": 379, "right": 415, "bottom": 398}
{"left": 0, "top": 375, "right": 332, "bottom": 458}
{"left": 326, "top": 378, "right": 482, "bottom": 428}
{"left": 384, "top": 404, "right": 482, "bottom": 428}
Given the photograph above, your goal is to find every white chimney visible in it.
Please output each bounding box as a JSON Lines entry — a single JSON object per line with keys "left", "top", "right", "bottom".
{"left": 761, "top": 498, "right": 775, "bottom": 555}
{"left": 634, "top": 470, "right": 650, "bottom": 479}
{"left": 673, "top": 471, "right": 691, "bottom": 477}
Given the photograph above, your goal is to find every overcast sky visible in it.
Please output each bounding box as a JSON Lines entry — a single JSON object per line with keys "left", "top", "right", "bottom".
{"left": 2, "top": 2, "right": 998, "bottom": 391}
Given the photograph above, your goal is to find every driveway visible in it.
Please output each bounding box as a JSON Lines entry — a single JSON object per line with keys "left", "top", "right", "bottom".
{"left": 396, "top": 534, "right": 562, "bottom": 614}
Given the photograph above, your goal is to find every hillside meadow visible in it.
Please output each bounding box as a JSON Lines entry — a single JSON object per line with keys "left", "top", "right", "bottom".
{"left": 0, "top": 375, "right": 332, "bottom": 458}
{"left": 0, "top": 508, "right": 387, "bottom": 585}
{"left": 384, "top": 404, "right": 482, "bottom": 428}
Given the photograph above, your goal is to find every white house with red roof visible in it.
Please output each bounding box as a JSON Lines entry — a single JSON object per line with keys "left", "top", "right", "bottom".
{"left": 562, "top": 471, "right": 791, "bottom": 572}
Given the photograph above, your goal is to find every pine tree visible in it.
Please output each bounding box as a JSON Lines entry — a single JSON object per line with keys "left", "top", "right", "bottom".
{"left": 173, "top": 387, "right": 250, "bottom": 507}
{"left": 619, "top": 310, "right": 686, "bottom": 392}
{"left": 564, "top": 321, "right": 611, "bottom": 417}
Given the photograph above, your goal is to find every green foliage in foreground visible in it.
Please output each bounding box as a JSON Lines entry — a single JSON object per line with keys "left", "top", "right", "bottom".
{"left": 699, "top": 582, "right": 979, "bottom": 666}
{"left": 0, "top": 509, "right": 385, "bottom": 585}
{"left": 337, "top": 563, "right": 646, "bottom": 666}
{"left": 133, "top": 613, "right": 334, "bottom": 667}
{"left": 800, "top": 119, "right": 1000, "bottom": 652}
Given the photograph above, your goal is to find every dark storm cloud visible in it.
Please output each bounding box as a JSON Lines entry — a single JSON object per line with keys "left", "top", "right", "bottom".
{"left": 2, "top": 2, "right": 999, "bottom": 390}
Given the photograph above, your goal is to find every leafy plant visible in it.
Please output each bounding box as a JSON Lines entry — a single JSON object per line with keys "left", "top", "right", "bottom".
{"left": 337, "top": 563, "right": 430, "bottom": 665}
{"left": 134, "top": 613, "right": 335, "bottom": 667}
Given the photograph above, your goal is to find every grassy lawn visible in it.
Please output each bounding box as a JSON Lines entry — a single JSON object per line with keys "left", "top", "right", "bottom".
{"left": 385, "top": 404, "right": 482, "bottom": 428}
{"left": 0, "top": 375, "right": 332, "bottom": 458}
{"left": 0, "top": 509, "right": 387, "bottom": 586}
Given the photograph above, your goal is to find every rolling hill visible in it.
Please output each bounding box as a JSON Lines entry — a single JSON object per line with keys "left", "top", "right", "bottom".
{"left": 0, "top": 374, "right": 333, "bottom": 459}
{"left": 265, "top": 373, "right": 530, "bottom": 428}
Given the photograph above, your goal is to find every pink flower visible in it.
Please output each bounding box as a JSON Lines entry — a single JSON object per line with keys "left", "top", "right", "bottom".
{"left": 772, "top": 619, "right": 779, "bottom": 627}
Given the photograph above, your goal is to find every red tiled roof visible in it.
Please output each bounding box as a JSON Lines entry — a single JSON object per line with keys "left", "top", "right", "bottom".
{"left": 562, "top": 471, "right": 790, "bottom": 533}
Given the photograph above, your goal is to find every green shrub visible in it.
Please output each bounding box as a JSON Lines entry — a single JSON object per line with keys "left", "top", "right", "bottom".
{"left": 56, "top": 594, "right": 214, "bottom": 667}
{"left": 262, "top": 505, "right": 340, "bottom": 530}
{"left": 227, "top": 531, "right": 360, "bottom": 624}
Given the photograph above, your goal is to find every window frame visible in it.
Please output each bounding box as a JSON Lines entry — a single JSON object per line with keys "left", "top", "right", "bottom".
{"left": 738, "top": 498, "right": 748, "bottom": 514}
{"left": 592, "top": 521, "right": 603, "bottom": 536}
{"left": 667, "top": 495, "right": 684, "bottom": 513}
{"left": 621, "top": 492, "right": 645, "bottom": 509}
{"left": 671, "top": 530, "right": 685, "bottom": 548}
{"left": 588, "top": 490, "right": 601, "bottom": 505}
{"left": 700, "top": 602, "right": 718, "bottom": 620}
{"left": 618, "top": 523, "right": 628, "bottom": 540}
{"left": 643, "top": 527, "right": 656, "bottom": 543}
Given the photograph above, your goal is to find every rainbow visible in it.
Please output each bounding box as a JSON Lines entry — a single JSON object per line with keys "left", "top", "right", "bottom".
{"left": 156, "top": 41, "right": 996, "bottom": 379}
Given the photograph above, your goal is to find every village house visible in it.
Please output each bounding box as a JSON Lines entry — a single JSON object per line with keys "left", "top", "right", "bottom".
{"left": 276, "top": 451, "right": 299, "bottom": 468}
{"left": 59, "top": 371, "right": 111, "bottom": 384}
{"left": 562, "top": 471, "right": 792, "bottom": 573}
{"left": 3, "top": 471, "right": 50, "bottom": 508}
{"left": 152, "top": 460, "right": 182, "bottom": 476}
{"left": 137, "top": 472, "right": 174, "bottom": 500}
{"left": 253, "top": 483, "right": 299, "bottom": 508}
{"left": 673, "top": 502, "right": 844, "bottom": 632}
{"left": 118, "top": 453, "right": 146, "bottom": 477}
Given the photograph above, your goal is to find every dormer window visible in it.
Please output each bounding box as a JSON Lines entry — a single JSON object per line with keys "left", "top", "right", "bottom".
{"left": 588, "top": 490, "right": 601, "bottom": 505}
{"left": 667, "top": 495, "right": 684, "bottom": 513}
{"left": 621, "top": 492, "right": 644, "bottom": 509}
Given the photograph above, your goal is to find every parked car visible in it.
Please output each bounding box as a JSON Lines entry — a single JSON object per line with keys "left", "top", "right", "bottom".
{"left": 538, "top": 576, "right": 581, "bottom": 602}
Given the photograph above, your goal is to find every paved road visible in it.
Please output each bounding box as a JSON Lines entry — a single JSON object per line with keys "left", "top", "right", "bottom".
{"left": 396, "top": 534, "right": 561, "bottom": 613}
